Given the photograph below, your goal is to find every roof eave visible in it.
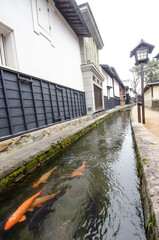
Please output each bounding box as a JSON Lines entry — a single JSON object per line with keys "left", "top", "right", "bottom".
{"left": 144, "top": 81, "right": 159, "bottom": 92}
{"left": 79, "top": 3, "right": 104, "bottom": 50}
{"left": 54, "top": 0, "right": 91, "bottom": 38}
{"left": 100, "top": 64, "right": 114, "bottom": 78}
{"left": 110, "top": 67, "right": 125, "bottom": 87}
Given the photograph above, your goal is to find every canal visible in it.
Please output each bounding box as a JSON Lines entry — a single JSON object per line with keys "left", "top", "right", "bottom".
{"left": 0, "top": 110, "right": 146, "bottom": 240}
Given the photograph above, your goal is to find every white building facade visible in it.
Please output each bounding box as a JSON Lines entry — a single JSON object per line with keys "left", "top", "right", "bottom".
{"left": 0, "top": 0, "right": 86, "bottom": 91}
{"left": 0, "top": 0, "right": 107, "bottom": 140}
{"left": 79, "top": 3, "right": 105, "bottom": 114}
{"left": 144, "top": 81, "right": 159, "bottom": 107}
{"left": 101, "top": 65, "right": 126, "bottom": 109}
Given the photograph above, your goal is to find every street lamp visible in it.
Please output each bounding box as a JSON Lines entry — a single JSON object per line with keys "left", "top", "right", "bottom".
{"left": 130, "top": 39, "right": 154, "bottom": 124}
{"left": 135, "top": 47, "right": 149, "bottom": 64}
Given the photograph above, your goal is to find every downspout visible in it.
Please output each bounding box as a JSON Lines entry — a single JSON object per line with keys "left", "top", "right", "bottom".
{"left": 112, "top": 78, "right": 115, "bottom": 107}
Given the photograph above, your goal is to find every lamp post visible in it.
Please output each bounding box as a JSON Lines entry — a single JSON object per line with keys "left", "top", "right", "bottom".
{"left": 130, "top": 40, "right": 154, "bottom": 124}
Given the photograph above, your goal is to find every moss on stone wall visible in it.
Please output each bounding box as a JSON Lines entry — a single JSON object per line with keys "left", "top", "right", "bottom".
{"left": 133, "top": 134, "right": 143, "bottom": 179}
{"left": 60, "top": 138, "right": 72, "bottom": 149}
{"left": 147, "top": 207, "right": 156, "bottom": 240}
{"left": 38, "top": 154, "right": 47, "bottom": 163}
{"left": 0, "top": 177, "right": 10, "bottom": 188}
{"left": 142, "top": 158, "right": 148, "bottom": 164}
{"left": 26, "top": 158, "right": 38, "bottom": 171}
{"left": 0, "top": 166, "right": 26, "bottom": 189}
{"left": 9, "top": 166, "right": 25, "bottom": 180}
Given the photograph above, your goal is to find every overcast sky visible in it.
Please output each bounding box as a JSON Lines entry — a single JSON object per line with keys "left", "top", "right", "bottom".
{"left": 77, "top": 0, "right": 159, "bottom": 82}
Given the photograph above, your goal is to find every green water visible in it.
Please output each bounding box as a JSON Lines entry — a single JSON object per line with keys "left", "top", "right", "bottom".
{"left": 0, "top": 110, "right": 146, "bottom": 240}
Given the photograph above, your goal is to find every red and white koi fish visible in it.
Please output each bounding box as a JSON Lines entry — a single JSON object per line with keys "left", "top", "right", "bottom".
{"left": 33, "top": 166, "right": 57, "bottom": 188}
{"left": 71, "top": 160, "right": 86, "bottom": 178}
{"left": 4, "top": 189, "right": 45, "bottom": 231}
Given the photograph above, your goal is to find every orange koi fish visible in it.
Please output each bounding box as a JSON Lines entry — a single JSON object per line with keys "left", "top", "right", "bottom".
{"left": 4, "top": 189, "right": 45, "bottom": 231}
{"left": 29, "top": 190, "right": 61, "bottom": 210}
{"left": 71, "top": 160, "right": 86, "bottom": 178}
{"left": 33, "top": 166, "right": 57, "bottom": 188}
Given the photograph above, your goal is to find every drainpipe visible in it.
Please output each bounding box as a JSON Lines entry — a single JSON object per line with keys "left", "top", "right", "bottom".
{"left": 112, "top": 78, "right": 115, "bottom": 107}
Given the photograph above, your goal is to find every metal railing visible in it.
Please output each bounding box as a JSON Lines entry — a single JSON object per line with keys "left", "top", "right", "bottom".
{"left": 0, "top": 67, "right": 87, "bottom": 141}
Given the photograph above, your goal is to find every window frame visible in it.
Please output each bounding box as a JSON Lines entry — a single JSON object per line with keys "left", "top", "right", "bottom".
{"left": 30, "top": 0, "right": 55, "bottom": 46}
{"left": 0, "top": 22, "right": 18, "bottom": 69}
{"left": 0, "top": 34, "right": 7, "bottom": 66}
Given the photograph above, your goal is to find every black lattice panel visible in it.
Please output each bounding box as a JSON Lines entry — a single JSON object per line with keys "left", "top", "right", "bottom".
{"left": 0, "top": 67, "right": 87, "bottom": 140}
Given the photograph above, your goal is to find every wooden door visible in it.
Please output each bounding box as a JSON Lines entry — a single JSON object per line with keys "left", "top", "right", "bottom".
{"left": 94, "top": 84, "right": 103, "bottom": 110}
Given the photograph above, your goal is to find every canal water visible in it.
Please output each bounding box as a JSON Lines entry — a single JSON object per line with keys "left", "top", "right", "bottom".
{"left": 0, "top": 110, "right": 146, "bottom": 240}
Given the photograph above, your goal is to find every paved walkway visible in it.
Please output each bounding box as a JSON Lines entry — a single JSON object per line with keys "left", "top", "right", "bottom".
{"left": 131, "top": 106, "right": 159, "bottom": 239}
{"left": 132, "top": 106, "right": 159, "bottom": 145}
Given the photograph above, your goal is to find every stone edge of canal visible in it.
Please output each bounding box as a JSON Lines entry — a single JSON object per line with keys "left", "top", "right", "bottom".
{"left": 131, "top": 112, "right": 159, "bottom": 240}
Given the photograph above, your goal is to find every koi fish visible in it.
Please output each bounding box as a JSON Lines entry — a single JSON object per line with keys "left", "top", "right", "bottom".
{"left": 29, "top": 190, "right": 61, "bottom": 210}
{"left": 33, "top": 166, "right": 57, "bottom": 188}
{"left": 4, "top": 189, "right": 45, "bottom": 231}
{"left": 71, "top": 160, "right": 86, "bottom": 178}
{"left": 29, "top": 190, "right": 65, "bottom": 231}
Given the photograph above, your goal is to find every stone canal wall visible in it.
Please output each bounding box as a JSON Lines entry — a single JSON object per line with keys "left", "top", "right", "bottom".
{"left": 131, "top": 110, "right": 159, "bottom": 240}
{"left": 0, "top": 104, "right": 132, "bottom": 193}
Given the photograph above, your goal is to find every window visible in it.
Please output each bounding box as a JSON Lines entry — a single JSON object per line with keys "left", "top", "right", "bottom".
{"left": 93, "top": 75, "right": 96, "bottom": 82}
{"left": 31, "top": 0, "right": 54, "bottom": 46}
{"left": 0, "top": 34, "right": 7, "bottom": 66}
{"left": 0, "top": 23, "right": 18, "bottom": 69}
{"left": 37, "top": 0, "right": 50, "bottom": 34}
{"left": 107, "top": 87, "right": 110, "bottom": 99}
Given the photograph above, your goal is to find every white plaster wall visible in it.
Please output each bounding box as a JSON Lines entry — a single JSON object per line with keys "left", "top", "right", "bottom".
{"left": 0, "top": 0, "right": 84, "bottom": 91}
{"left": 114, "top": 79, "right": 120, "bottom": 97}
{"left": 144, "top": 88, "right": 152, "bottom": 107}
{"left": 153, "top": 86, "right": 159, "bottom": 99}
{"left": 101, "top": 68, "right": 114, "bottom": 97}
{"left": 108, "top": 76, "right": 114, "bottom": 98}
{"left": 144, "top": 88, "right": 151, "bottom": 101}
{"left": 101, "top": 68, "right": 107, "bottom": 96}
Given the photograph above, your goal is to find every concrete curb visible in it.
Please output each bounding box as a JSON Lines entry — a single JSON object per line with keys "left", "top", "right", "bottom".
{"left": 131, "top": 109, "right": 159, "bottom": 240}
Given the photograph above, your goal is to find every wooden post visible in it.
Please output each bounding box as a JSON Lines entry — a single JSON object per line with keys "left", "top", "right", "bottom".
{"left": 137, "top": 103, "right": 141, "bottom": 123}
{"left": 141, "top": 63, "right": 145, "bottom": 124}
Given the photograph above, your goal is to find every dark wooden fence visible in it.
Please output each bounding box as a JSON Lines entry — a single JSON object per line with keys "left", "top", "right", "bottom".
{"left": 104, "top": 96, "right": 121, "bottom": 111}
{"left": 0, "top": 67, "right": 86, "bottom": 141}
{"left": 104, "top": 96, "right": 115, "bottom": 110}
{"left": 115, "top": 97, "right": 120, "bottom": 106}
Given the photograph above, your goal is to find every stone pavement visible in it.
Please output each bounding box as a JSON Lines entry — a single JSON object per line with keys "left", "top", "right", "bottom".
{"left": 132, "top": 106, "right": 159, "bottom": 144}
{"left": 131, "top": 106, "right": 159, "bottom": 239}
